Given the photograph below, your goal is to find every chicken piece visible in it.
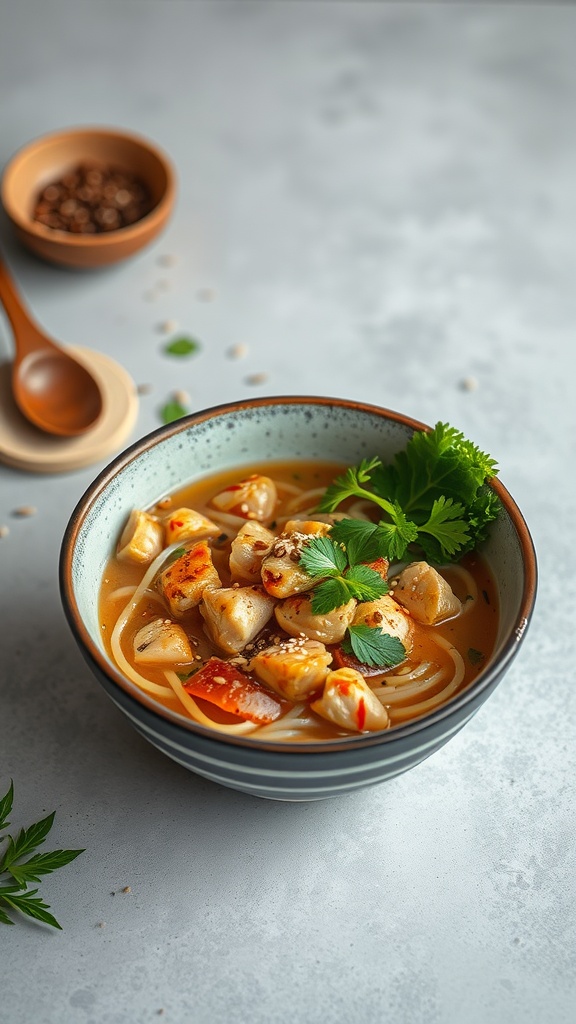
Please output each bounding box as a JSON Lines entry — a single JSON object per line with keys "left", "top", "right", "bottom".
{"left": 261, "top": 527, "right": 329, "bottom": 599}
{"left": 133, "top": 618, "right": 193, "bottom": 665}
{"left": 159, "top": 541, "right": 221, "bottom": 617}
{"left": 163, "top": 507, "right": 221, "bottom": 547}
{"left": 274, "top": 594, "right": 356, "bottom": 644}
{"left": 210, "top": 474, "right": 277, "bottom": 523}
{"left": 116, "top": 510, "right": 164, "bottom": 565}
{"left": 250, "top": 638, "right": 332, "bottom": 700}
{"left": 200, "top": 586, "right": 276, "bottom": 654}
{"left": 311, "top": 667, "right": 389, "bottom": 733}
{"left": 352, "top": 594, "right": 413, "bottom": 652}
{"left": 364, "top": 556, "right": 390, "bottom": 581}
{"left": 229, "top": 521, "right": 275, "bottom": 583}
{"left": 393, "top": 561, "right": 461, "bottom": 625}
{"left": 283, "top": 519, "right": 332, "bottom": 536}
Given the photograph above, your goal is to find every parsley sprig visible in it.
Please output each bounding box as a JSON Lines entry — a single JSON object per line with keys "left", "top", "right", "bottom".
{"left": 318, "top": 422, "right": 500, "bottom": 562}
{"left": 0, "top": 781, "right": 84, "bottom": 930}
{"left": 298, "top": 528, "right": 406, "bottom": 669}
{"left": 299, "top": 533, "right": 389, "bottom": 614}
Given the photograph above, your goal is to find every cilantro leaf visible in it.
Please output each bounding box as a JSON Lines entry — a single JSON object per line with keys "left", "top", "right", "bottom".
{"left": 317, "top": 422, "right": 500, "bottom": 563}
{"left": 310, "top": 577, "right": 354, "bottom": 614}
{"left": 164, "top": 336, "right": 201, "bottom": 357}
{"left": 160, "top": 400, "right": 189, "bottom": 424}
{"left": 342, "top": 625, "right": 406, "bottom": 668}
{"left": 318, "top": 458, "right": 382, "bottom": 513}
{"left": 342, "top": 565, "right": 388, "bottom": 603}
{"left": 329, "top": 519, "right": 390, "bottom": 564}
{"left": 299, "top": 535, "right": 347, "bottom": 579}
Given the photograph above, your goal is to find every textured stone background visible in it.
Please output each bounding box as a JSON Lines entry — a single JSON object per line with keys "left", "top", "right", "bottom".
{"left": 1, "top": 4, "right": 574, "bottom": 1023}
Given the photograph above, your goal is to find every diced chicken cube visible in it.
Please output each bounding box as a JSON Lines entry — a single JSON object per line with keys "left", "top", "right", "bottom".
{"left": 274, "top": 595, "right": 356, "bottom": 644}
{"left": 159, "top": 541, "right": 221, "bottom": 617}
{"left": 250, "top": 638, "right": 332, "bottom": 700}
{"left": 163, "top": 507, "right": 221, "bottom": 547}
{"left": 393, "top": 561, "right": 461, "bottom": 624}
{"left": 311, "top": 667, "right": 389, "bottom": 733}
{"left": 352, "top": 594, "right": 413, "bottom": 652}
{"left": 210, "top": 474, "right": 277, "bottom": 522}
{"left": 283, "top": 520, "right": 332, "bottom": 537}
{"left": 229, "top": 521, "right": 275, "bottom": 583}
{"left": 117, "top": 510, "right": 163, "bottom": 565}
{"left": 261, "top": 527, "right": 329, "bottom": 598}
{"left": 200, "top": 586, "right": 276, "bottom": 654}
{"left": 133, "top": 618, "right": 193, "bottom": 665}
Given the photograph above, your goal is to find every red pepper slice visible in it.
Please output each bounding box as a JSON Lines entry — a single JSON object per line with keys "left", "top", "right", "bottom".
{"left": 184, "top": 658, "right": 283, "bottom": 724}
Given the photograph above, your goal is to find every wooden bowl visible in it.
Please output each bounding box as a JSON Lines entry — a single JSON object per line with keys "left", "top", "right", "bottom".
{"left": 1, "top": 126, "right": 176, "bottom": 269}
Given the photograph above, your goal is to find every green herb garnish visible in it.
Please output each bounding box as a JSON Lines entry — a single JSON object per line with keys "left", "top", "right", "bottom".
{"left": 468, "top": 647, "right": 485, "bottom": 665}
{"left": 160, "top": 400, "right": 189, "bottom": 424}
{"left": 342, "top": 625, "right": 406, "bottom": 669}
{"left": 164, "top": 336, "right": 201, "bottom": 357}
{"left": 319, "top": 422, "right": 499, "bottom": 563}
{"left": 0, "top": 781, "right": 84, "bottom": 929}
{"left": 299, "top": 535, "right": 388, "bottom": 614}
{"left": 298, "top": 533, "right": 405, "bottom": 670}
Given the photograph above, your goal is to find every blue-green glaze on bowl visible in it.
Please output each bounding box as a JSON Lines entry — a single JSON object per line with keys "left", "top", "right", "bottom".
{"left": 59, "top": 397, "right": 537, "bottom": 801}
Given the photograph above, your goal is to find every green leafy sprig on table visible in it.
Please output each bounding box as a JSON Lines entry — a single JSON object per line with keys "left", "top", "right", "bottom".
{"left": 0, "top": 781, "right": 84, "bottom": 930}
{"left": 318, "top": 422, "right": 500, "bottom": 563}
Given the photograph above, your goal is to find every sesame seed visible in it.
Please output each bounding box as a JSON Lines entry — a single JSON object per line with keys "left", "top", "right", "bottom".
{"left": 12, "top": 506, "right": 37, "bottom": 517}
{"left": 245, "top": 372, "right": 268, "bottom": 386}
{"left": 227, "top": 343, "right": 248, "bottom": 360}
{"left": 173, "top": 389, "right": 190, "bottom": 405}
{"left": 460, "top": 376, "right": 478, "bottom": 392}
{"left": 0, "top": 526, "right": 9, "bottom": 539}
{"left": 158, "top": 319, "right": 178, "bottom": 334}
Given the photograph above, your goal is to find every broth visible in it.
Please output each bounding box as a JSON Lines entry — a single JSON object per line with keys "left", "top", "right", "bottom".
{"left": 99, "top": 460, "right": 499, "bottom": 742}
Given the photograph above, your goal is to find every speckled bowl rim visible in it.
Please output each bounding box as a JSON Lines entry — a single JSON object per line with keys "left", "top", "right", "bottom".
{"left": 1, "top": 125, "right": 176, "bottom": 251}
{"left": 60, "top": 396, "right": 538, "bottom": 754}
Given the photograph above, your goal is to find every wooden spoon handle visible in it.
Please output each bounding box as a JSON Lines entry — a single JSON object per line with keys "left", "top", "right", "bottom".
{"left": 0, "top": 255, "right": 47, "bottom": 360}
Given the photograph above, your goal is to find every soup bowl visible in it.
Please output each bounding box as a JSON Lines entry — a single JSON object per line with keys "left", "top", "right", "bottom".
{"left": 59, "top": 397, "right": 537, "bottom": 801}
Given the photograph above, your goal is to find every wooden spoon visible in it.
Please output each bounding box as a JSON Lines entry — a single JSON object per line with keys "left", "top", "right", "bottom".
{"left": 0, "top": 255, "right": 103, "bottom": 436}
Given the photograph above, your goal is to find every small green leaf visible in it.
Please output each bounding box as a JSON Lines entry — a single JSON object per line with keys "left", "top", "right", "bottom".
{"left": 309, "top": 577, "right": 353, "bottom": 615}
{"left": 299, "top": 536, "right": 347, "bottom": 579}
{"left": 468, "top": 647, "right": 485, "bottom": 665}
{"left": 343, "top": 564, "right": 388, "bottom": 603}
{"left": 164, "top": 336, "right": 201, "bottom": 357}
{"left": 160, "top": 400, "right": 188, "bottom": 425}
{"left": 0, "top": 812, "right": 55, "bottom": 873}
{"left": 0, "top": 906, "right": 14, "bottom": 925}
{"left": 342, "top": 625, "right": 406, "bottom": 668}
{"left": 0, "top": 780, "right": 13, "bottom": 833}
{"left": 329, "top": 519, "right": 390, "bottom": 565}
{"left": 7, "top": 848, "right": 84, "bottom": 887}
{"left": 0, "top": 888, "right": 62, "bottom": 930}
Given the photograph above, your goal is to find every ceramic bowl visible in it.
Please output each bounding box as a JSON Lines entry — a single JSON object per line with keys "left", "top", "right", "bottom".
{"left": 59, "top": 397, "right": 537, "bottom": 801}
{"left": 1, "top": 126, "right": 175, "bottom": 268}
